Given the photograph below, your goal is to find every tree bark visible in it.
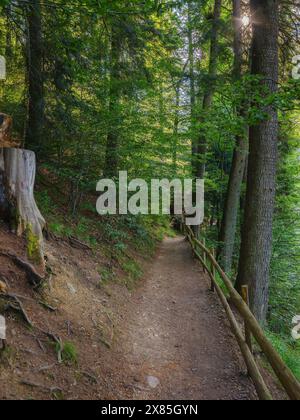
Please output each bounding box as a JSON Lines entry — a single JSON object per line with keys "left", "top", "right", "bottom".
{"left": 188, "top": 2, "right": 197, "bottom": 176}
{"left": 104, "top": 24, "right": 122, "bottom": 179}
{"left": 0, "top": 148, "right": 45, "bottom": 269}
{"left": 172, "top": 85, "right": 180, "bottom": 176}
{"left": 196, "top": 0, "right": 222, "bottom": 179}
{"left": 25, "top": 0, "right": 44, "bottom": 153}
{"left": 236, "top": 0, "right": 279, "bottom": 324}
{"left": 218, "top": 0, "right": 249, "bottom": 274}
{"left": 5, "top": 4, "right": 13, "bottom": 59}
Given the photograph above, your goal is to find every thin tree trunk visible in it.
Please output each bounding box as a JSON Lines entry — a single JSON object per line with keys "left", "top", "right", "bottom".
{"left": 188, "top": 2, "right": 197, "bottom": 175}
{"left": 218, "top": 0, "right": 249, "bottom": 274}
{"left": 196, "top": 0, "right": 222, "bottom": 179}
{"left": 239, "top": 153, "right": 248, "bottom": 237}
{"left": 188, "top": 2, "right": 200, "bottom": 236}
{"left": 236, "top": 0, "right": 279, "bottom": 324}
{"left": 25, "top": 0, "right": 44, "bottom": 153}
{"left": 5, "top": 4, "right": 13, "bottom": 59}
{"left": 172, "top": 85, "right": 180, "bottom": 176}
{"left": 104, "top": 25, "right": 122, "bottom": 179}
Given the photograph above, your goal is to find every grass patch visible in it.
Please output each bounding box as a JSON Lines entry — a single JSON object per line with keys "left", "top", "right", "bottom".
{"left": 98, "top": 267, "right": 116, "bottom": 286}
{"left": 213, "top": 271, "right": 230, "bottom": 298}
{"left": 266, "top": 330, "right": 300, "bottom": 380}
{"left": 122, "top": 260, "right": 143, "bottom": 289}
{"left": 57, "top": 341, "right": 78, "bottom": 365}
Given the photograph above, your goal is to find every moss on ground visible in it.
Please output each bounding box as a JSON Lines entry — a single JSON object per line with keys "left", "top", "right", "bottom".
{"left": 26, "top": 224, "right": 42, "bottom": 264}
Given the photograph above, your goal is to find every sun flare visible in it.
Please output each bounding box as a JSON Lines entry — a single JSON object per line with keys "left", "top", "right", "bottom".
{"left": 242, "top": 15, "right": 250, "bottom": 26}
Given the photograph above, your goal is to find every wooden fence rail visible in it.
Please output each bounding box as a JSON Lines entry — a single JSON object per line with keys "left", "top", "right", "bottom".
{"left": 184, "top": 224, "right": 300, "bottom": 401}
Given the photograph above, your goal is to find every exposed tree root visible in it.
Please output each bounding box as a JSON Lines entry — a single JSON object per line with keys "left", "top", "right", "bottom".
{"left": 68, "top": 236, "right": 92, "bottom": 251}
{"left": 3, "top": 293, "right": 33, "bottom": 327}
{"left": 20, "top": 380, "right": 62, "bottom": 394}
{"left": 0, "top": 292, "right": 63, "bottom": 362}
{"left": 45, "top": 230, "right": 92, "bottom": 251}
{"left": 82, "top": 370, "right": 99, "bottom": 385}
{"left": 38, "top": 300, "right": 57, "bottom": 312}
{"left": 0, "top": 251, "right": 45, "bottom": 287}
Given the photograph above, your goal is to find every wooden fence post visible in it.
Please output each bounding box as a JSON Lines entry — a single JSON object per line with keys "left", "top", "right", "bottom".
{"left": 181, "top": 215, "right": 185, "bottom": 234}
{"left": 242, "top": 285, "right": 253, "bottom": 355}
{"left": 185, "top": 225, "right": 300, "bottom": 400}
{"left": 203, "top": 238, "right": 207, "bottom": 273}
{"left": 210, "top": 249, "right": 216, "bottom": 292}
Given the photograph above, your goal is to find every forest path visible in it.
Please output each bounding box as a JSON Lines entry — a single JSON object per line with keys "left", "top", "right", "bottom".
{"left": 111, "top": 236, "right": 256, "bottom": 400}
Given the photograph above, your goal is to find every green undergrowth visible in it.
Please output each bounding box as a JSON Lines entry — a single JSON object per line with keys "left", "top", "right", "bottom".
{"left": 26, "top": 224, "right": 42, "bottom": 264}
{"left": 266, "top": 331, "right": 300, "bottom": 381}
{"left": 59, "top": 341, "right": 78, "bottom": 366}
{"left": 36, "top": 188, "right": 174, "bottom": 289}
{"left": 214, "top": 271, "right": 230, "bottom": 298}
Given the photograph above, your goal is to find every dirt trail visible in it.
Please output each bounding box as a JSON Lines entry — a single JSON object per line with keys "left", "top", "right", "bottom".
{"left": 0, "top": 226, "right": 258, "bottom": 400}
{"left": 111, "top": 236, "right": 256, "bottom": 400}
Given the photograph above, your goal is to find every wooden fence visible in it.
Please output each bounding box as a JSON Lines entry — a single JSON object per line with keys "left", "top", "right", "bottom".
{"left": 184, "top": 224, "right": 300, "bottom": 401}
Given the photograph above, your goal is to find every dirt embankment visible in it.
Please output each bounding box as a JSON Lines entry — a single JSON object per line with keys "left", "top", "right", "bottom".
{"left": 0, "top": 221, "right": 132, "bottom": 400}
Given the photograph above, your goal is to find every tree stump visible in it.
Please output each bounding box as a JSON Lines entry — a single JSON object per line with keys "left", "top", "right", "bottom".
{"left": 0, "top": 148, "right": 46, "bottom": 268}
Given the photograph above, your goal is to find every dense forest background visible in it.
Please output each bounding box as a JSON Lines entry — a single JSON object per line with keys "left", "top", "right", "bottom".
{"left": 0, "top": 0, "right": 299, "bottom": 379}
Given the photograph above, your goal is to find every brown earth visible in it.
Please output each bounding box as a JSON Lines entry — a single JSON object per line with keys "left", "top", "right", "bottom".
{"left": 0, "top": 225, "right": 284, "bottom": 400}
{"left": 107, "top": 236, "right": 256, "bottom": 400}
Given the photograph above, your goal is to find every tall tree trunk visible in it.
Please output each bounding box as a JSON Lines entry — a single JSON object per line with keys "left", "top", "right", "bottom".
{"left": 104, "top": 25, "right": 122, "bottom": 179}
{"left": 188, "top": 2, "right": 200, "bottom": 236}
{"left": 196, "top": 0, "right": 222, "bottom": 179}
{"left": 172, "top": 85, "right": 180, "bottom": 176}
{"left": 218, "top": 0, "right": 249, "bottom": 273}
{"left": 25, "top": 0, "right": 44, "bottom": 153}
{"left": 236, "top": 0, "right": 279, "bottom": 324}
{"left": 5, "top": 4, "right": 13, "bottom": 59}
{"left": 188, "top": 1, "right": 197, "bottom": 175}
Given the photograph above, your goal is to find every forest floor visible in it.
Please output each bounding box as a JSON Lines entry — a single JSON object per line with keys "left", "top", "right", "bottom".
{"left": 0, "top": 224, "right": 285, "bottom": 400}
